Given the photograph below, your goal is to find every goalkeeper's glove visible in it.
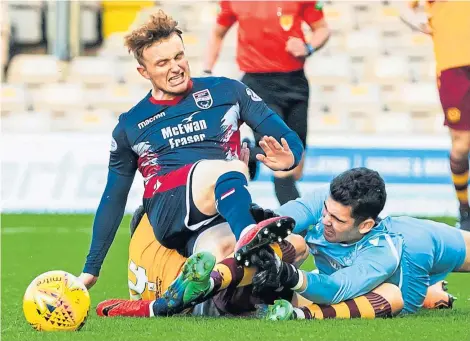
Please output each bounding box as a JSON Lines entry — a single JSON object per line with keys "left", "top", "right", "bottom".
{"left": 251, "top": 248, "right": 301, "bottom": 294}
{"left": 249, "top": 203, "right": 279, "bottom": 223}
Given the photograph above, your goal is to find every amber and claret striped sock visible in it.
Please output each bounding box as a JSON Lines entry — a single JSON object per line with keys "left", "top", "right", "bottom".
{"left": 210, "top": 240, "right": 296, "bottom": 292}
{"left": 294, "top": 292, "right": 393, "bottom": 320}
{"left": 450, "top": 155, "right": 470, "bottom": 209}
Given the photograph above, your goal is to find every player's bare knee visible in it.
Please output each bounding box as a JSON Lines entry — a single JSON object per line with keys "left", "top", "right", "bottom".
{"left": 208, "top": 236, "right": 235, "bottom": 262}
{"left": 286, "top": 234, "right": 309, "bottom": 266}
{"left": 224, "top": 159, "right": 250, "bottom": 180}
{"left": 450, "top": 130, "right": 470, "bottom": 159}
{"left": 193, "top": 224, "right": 235, "bottom": 262}
{"left": 451, "top": 143, "right": 470, "bottom": 160}
{"left": 217, "top": 237, "right": 236, "bottom": 261}
{"left": 372, "top": 283, "right": 404, "bottom": 316}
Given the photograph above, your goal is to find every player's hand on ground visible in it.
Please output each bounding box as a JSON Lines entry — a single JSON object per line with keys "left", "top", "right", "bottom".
{"left": 285, "top": 36, "right": 309, "bottom": 57}
{"left": 256, "top": 136, "right": 295, "bottom": 171}
{"left": 239, "top": 141, "right": 250, "bottom": 166}
{"left": 250, "top": 203, "right": 279, "bottom": 223}
{"left": 78, "top": 272, "right": 98, "bottom": 290}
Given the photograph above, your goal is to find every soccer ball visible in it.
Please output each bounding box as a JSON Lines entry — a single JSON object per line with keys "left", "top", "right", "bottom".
{"left": 23, "top": 270, "right": 90, "bottom": 331}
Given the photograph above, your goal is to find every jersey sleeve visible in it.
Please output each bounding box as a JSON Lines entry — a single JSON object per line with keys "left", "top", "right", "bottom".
{"left": 216, "top": 1, "right": 237, "bottom": 28}
{"left": 298, "top": 234, "right": 401, "bottom": 304}
{"left": 300, "top": 1, "right": 324, "bottom": 24}
{"left": 233, "top": 79, "right": 304, "bottom": 169}
{"left": 109, "top": 118, "right": 138, "bottom": 176}
{"left": 275, "top": 186, "right": 329, "bottom": 235}
{"left": 83, "top": 119, "right": 137, "bottom": 276}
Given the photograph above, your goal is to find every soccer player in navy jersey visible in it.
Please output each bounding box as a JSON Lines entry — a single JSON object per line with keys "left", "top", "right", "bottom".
{"left": 78, "top": 10, "right": 303, "bottom": 316}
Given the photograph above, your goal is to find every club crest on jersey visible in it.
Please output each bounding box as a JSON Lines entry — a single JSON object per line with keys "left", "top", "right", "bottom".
{"left": 193, "top": 89, "right": 213, "bottom": 109}
{"left": 110, "top": 137, "right": 117, "bottom": 152}
{"left": 246, "top": 88, "right": 262, "bottom": 101}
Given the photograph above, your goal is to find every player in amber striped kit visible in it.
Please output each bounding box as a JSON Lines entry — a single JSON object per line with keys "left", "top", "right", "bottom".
{"left": 403, "top": 1, "right": 470, "bottom": 230}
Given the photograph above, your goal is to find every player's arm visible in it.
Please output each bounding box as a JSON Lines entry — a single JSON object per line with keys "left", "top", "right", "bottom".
{"left": 294, "top": 236, "right": 401, "bottom": 304}
{"left": 234, "top": 81, "right": 304, "bottom": 171}
{"left": 203, "top": 1, "right": 237, "bottom": 73}
{"left": 254, "top": 234, "right": 401, "bottom": 304}
{"left": 302, "top": 2, "right": 330, "bottom": 52}
{"left": 287, "top": 2, "right": 330, "bottom": 58}
{"left": 275, "top": 186, "right": 329, "bottom": 235}
{"left": 80, "top": 119, "right": 138, "bottom": 288}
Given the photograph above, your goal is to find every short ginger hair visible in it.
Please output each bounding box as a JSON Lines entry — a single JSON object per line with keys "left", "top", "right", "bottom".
{"left": 124, "top": 10, "right": 183, "bottom": 65}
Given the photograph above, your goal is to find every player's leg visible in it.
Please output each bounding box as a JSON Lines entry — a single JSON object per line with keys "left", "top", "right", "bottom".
{"left": 151, "top": 232, "right": 308, "bottom": 316}
{"left": 127, "top": 214, "right": 155, "bottom": 300}
{"left": 209, "top": 234, "right": 308, "bottom": 316}
{"left": 272, "top": 71, "right": 309, "bottom": 205}
{"left": 190, "top": 159, "right": 294, "bottom": 259}
{"left": 206, "top": 233, "right": 308, "bottom": 294}
{"left": 95, "top": 233, "right": 308, "bottom": 318}
{"left": 263, "top": 283, "right": 404, "bottom": 320}
{"left": 97, "top": 215, "right": 187, "bottom": 317}
{"left": 421, "top": 228, "right": 470, "bottom": 309}
{"left": 423, "top": 228, "right": 470, "bottom": 309}
{"left": 449, "top": 129, "right": 470, "bottom": 229}
{"left": 422, "top": 280, "right": 455, "bottom": 309}
{"left": 439, "top": 66, "right": 470, "bottom": 231}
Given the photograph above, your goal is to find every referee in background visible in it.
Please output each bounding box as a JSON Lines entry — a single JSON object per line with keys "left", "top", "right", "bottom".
{"left": 203, "top": 0, "right": 330, "bottom": 204}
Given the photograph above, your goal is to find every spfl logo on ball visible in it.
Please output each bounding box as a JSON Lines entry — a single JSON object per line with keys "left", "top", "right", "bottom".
{"left": 193, "top": 89, "right": 213, "bottom": 109}
{"left": 246, "top": 88, "right": 262, "bottom": 101}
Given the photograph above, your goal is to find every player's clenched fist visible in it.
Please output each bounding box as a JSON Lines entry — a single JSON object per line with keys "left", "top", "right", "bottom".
{"left": 256, "top": 136, "right": 295, "bottom": 171}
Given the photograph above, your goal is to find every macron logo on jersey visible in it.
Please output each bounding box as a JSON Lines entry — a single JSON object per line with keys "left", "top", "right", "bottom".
{"left": 138, "top": 112, "right": 166, "bottom": 129}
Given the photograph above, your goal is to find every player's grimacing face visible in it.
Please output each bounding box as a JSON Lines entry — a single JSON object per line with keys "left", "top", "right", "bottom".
{"left": 139, "top": 33, "right": 190, "bottom": 95}
{"left": 321, "top": 197, "right": 362, "bottom": 244}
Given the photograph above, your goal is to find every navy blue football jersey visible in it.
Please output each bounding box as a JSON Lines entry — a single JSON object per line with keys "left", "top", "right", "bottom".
{"left": 83, "top": 76, "right": 303, "bottom": 276}
{"left": 110, "top": 76, "right": 300, "bottom": 198}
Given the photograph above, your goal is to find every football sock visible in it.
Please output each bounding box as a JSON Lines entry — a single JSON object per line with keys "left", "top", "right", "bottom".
{"left": 211, "top": 240, "right": 296, "bottom": 292}
{"left": 450, "top": 155, "right": 469, "bottom": 209}
{"left": 150, "top": 242, "right": 295, "bottom": 316}
{"left": 273, "top": 176, "right": 300, "bottom": 205}
{"left": 214, "top": 171, "right": 256, "bottom": 239}
{"left": 294, "top": 292, "right": 392, "bottom": 319}
{"left": 213, "top": 283, "right": 294, "bottom": 315}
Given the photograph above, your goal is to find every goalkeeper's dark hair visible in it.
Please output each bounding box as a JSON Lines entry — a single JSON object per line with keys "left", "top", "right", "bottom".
{"left": 124, "top": 9, "right": 183, "bottom": 65}
{"left": 330, "top": 167, "right": 386, "bottom": 224}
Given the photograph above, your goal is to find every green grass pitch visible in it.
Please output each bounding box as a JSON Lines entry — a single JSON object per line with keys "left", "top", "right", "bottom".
{"left": 1, "top": 214, "right": 469, "bottom": 341}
